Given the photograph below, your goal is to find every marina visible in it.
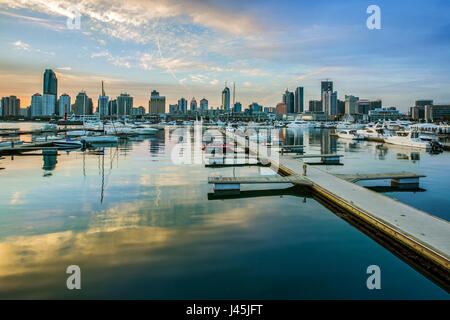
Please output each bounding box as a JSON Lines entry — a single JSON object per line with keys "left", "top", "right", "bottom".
{"left": 0, "top": 122, "right": 449, "bottom": 299}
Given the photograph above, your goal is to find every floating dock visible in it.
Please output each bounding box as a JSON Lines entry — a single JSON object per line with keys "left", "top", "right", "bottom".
{"left": 223, "top": 130, "right": 450, "bottom": 286}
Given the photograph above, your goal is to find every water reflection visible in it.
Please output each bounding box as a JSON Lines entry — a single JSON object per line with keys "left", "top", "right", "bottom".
{"left": 0, "top": 124, "right": 449, "bottom": 298}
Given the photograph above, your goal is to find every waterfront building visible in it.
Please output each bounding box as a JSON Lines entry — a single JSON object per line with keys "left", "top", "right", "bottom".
{"left": 357, "top": 100, "right": 370, "bottom": 115}
{"left": 149, "top": 90, "right": 165, "bottom": 114}
{"left": 322, "top": 90, "right": 337, "bottom": 116}
{"left": 200, "top": 98, "right": 208, "bottom": 111}
{"left": 1, "top": 96, "right": 20, "bottom": 117}
{"left": 43, "top": 69, "right": 57, "bottom": 116}
{"left": 222, "top": 85, "right": 230, "bottom": 110}
{"left": 283, "top": 89, "right": 295, "bottom": 113}
{"left": 369, "top": 99, "right": 382, "bottom": 110}
{"left": 72, "top": 91, "right": 92, "bottom": 115}
{"left": 425, "top": 104, "right": 450, "bottom": 122}
{"left": 58, "top": 94, "right": 71, "bottom": 118}
{"left": 276, "top": 102, "right": 287, "bottom": 114}
{"left": 42, "top": 94, "right": 56, "bottom": 116}
{"left": 178, "top": 98, "right": 187, "bottom": 113}
{"left": 337, "top": 99, "right": 345, "bottom": 115}
{"left": 309, "top": 100, "right": 322, "bottom": 112}
{"left": 31, "top": 93, "right": 43, "bottom": 117}
{"left": 411, "top": 100, "right": 433, "bottom": 120}
{"left": 294, "top": 87, "right": 304, "bottom": 113}
{"left": 97, "top": 81, "right": 109, "bottom": 116}
{"left": 108, "top": 99, "right": 117, "bottom": 115}
{"left": 234, "top": 102, "right": 242, "bottom": 113}
{"left": 169, "top": 104, "right": 178, "bottom": 113}
{"left": 249, "top": 102, "right": 263, "bottom": 113}
{"left": 369, "top": 107, "right": 403, "bottom": 121}
{"left": 345, "top": 95, "right": 359, "bottom": 115}
{"left": 117, "top": 93, "right": 133, "bottom": 115}
{"left": 190, "top": 97, "right": 197, "bottom": 111}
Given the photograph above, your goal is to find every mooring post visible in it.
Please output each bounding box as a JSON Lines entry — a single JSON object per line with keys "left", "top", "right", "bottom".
{"left": 303, "top": 163, "right": 307, "bottom": 176}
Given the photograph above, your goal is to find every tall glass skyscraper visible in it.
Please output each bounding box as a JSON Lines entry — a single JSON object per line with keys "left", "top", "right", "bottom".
{"left": 42, "top": 69, "right": 57, "bottom": 116}
{"left": 295, "top": 87, "right": 304, "bottom": 113}
{"left": 222, "top": 86, "right": 230, "bottom": 110}
{"left": 283, "top": 89, "right": 295, "bottom": 113}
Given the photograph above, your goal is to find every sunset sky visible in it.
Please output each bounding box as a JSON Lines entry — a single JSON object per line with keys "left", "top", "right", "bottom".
{"left": 0, "top": 0, "right": 449, "bottom": 111}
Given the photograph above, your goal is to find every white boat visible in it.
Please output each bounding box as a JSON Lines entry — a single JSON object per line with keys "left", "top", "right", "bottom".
{"left": 66, "top": 130, "right": 91, "bottom": 137}
{"left": 33, "top": 136, "right": 64, "bottom": 142}
{"left": 53, "top": 138, "right": 83, "bottom": 148}
{"left": 43, "top": 123, "right": 57, "bottom": 131}
{"left": 356, "top": 127, "right": 385, "bottom": 139}
{"left": 337, "top": 130, "right": 365, "bottom": 140}
{"left": 287, "top": 120, "right": 310, "bottom": 128}
{"left": 0, "top": 140, "right": 24, "bottom": 147}
{"left": 80, "top": 135, "right": 118, "bottom": 143}
{"left": 133, "top": 127, "right": 158, "bottom": 135}
{"left": 384, "top": 131, "right": 431, "bottom": 150}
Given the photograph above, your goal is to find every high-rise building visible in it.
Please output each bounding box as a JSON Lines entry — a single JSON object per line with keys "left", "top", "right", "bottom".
{"left": 97, "top": 81, "right": 109, "bottom": 116}
{"left": 249, "top": 102, "right": 263, "bottom": 113}
{"left": 283, "top": 89, "right": 295, "bottom": 113}
{"left": 276, "top": 102, "right": 287, "bottom": 114}
{"left": 178, "top": 98, "right": 187, "bottom": 113}
{"left": 357, "top": 100, "right": 370, "bottom": 115}
{"left": 169, "top": 104, "right": 178, "bottom": 113}
{"left": 234, "top": 102, "right": 242, "bottom": 113}
{"left": 1, "top": 96, "right": 20, "bottom": 117}
{"left": 345, "top": 95, "right": 359, "bottom": 115}
{"left": 294, "top": 87, "right": 304, "bottom": 113}
{"left": 149, "top": 90, "right": 165, "bottom": 114}
{"left": 72, "top": 92, "right": 90, "bottom": 115}
{"left": 58, "top": 94, "right": 71, "bottom": 118}
{"left": 31, "top": 93, "right": 43, "bottom": 117}
{"left": 43, "top": 69, "right": 57, "bottom": 95}
{"left": 321, "top": 80, "right": 333, "bottom": 96}
{"left": 200, "top": 98, "right": 208, "bottom": 110}
{"left": 117, "top": 93, "right": 133, "bottom": 115}
{"left": 108, "top": 100, "right": 117, "bottom": 115}
{"left": 337, "top": 99, "right": 345, "bottom": 115}
{"left": 190, "top": 97, "right": 197, "bottom": 111}
{"left": 411, "top": 100, "right": 433, "bottom": 120}
{"left": 222, "top": 85, "right": 230, "bottom": 110}
{"left": 309, "top": 100, "right": 322, "bottom": 112}
{"left": 369, "top": 99, "right": 382, "bottom": 110}
{"left": 322, "top": 90, "right": 337, "bottom": 116}
{"left": 43, "top": 69, "right": 57, "bottom": 116}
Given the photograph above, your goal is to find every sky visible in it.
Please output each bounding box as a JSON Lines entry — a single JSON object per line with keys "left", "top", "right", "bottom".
{"left": 0, "top": 0, "right": 449, "bottom": 112}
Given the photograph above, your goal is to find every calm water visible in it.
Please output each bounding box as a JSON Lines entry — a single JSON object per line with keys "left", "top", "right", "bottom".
{"left": 0, "top": 122, "right": 448, "bottom": 299}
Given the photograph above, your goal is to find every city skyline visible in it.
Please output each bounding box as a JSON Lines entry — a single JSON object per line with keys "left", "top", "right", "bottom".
{"left": 0, "top": 0, "right": 449, "bottom": 110}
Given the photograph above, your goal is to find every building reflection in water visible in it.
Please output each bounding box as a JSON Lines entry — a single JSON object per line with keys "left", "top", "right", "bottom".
{"left": 42, "top": 154, "right": 57, "bottom": 171}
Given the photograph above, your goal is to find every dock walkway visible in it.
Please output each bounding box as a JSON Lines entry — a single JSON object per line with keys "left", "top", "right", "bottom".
{"left": 226, "top": 131, "right": 450, "bottom": 271}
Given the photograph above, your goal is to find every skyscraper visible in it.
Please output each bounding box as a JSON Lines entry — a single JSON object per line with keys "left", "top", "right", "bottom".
{"left": 294, "top": 87, "right": 304, "bottom": 113}
{"left": 321, "top": 80, "right": 333, "bottom": 96}
{"left": 178, "top": 98, "right": 187, "bottom": 113}
{"left": 234, "top": 102, "right": 242, "bottom": 113}
{"left": 200, "top": 98, "right": 208, "bottom": 110}
{"left": 98, "top": 81, "right": 109, "bottom": 116}
{"left": 322, "top": 90, "right": 337, "bottom": 116}
{"left": 1, "top": 96, "right": 20, "bottom": 117}
{"left": 283, "top": 89, "right": 295, "bottom": 113}
{"left": 43, "top": 69, "right": 57, "bottom": 116}
{"left": 117, "top": 93, "right": 133, "bottom": 115}
{"left": 190, "top": 97, "right": 197, "bottom": 111}
{"left": 222, "top": 85, "right": 230, "bottom": 110}
{"left": 58, "top": 94, "right": 71, "bottom": 118}
{"left": 31, "top": 93, "right": 43, "bottom": 117}
{"left": 73, "top": 92, "right": 90, "bottom": 115}
{"left": 345, "top": 95, "right": 359, "bottom": 115}
{"left": 149, "top": 90, "right": 165, "bottom": 114}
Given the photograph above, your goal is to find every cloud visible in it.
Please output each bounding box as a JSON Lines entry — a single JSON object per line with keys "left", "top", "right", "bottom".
{"left": 12, "top": 40, "right": 30, "bottom": 51}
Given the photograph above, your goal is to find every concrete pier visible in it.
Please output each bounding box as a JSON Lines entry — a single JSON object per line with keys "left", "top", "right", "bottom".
{"left": 224, "top": 130, "right": 450, "bottom": 281}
